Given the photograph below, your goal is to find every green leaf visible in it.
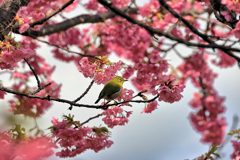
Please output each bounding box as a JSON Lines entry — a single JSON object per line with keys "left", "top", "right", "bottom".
{"left": 213, "top": 153, "right": 221, "bottom": 158}
{"left": 47, "top": 126, "right": 56, "bottom": 130}
{"left": 95, "top": 56, "right": 102, "bottom": 59}
{"left": 228, "top": 131, "right": 235, "bottom": 135}
{"left": 99, "top": 127, "right": 109, "bottom": 134}
{"left": 209, "top": 144, "right": 218, "bottom": 153}
{"left": 238, "top": 130, "right": 240, "bottom": 135}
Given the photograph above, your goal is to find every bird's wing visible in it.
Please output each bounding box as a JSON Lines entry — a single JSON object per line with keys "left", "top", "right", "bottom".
{"left": 101, "top": 83, "right": 121, "bottom": 98}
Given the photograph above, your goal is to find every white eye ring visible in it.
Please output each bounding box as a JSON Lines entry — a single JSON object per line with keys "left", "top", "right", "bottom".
{"left": 118, "top": 78, "right": 122, "bottom": 81}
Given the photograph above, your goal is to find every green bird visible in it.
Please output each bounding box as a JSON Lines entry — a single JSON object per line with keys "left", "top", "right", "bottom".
{"left": 95, "top": 76, "right": 128, "bottom": 104}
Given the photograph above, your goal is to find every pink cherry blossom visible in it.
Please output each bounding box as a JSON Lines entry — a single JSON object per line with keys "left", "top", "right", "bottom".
{"left": 212, "top": 50, "right": 236, "bottom": 68}
{"left": 0, "top": 91, "right": 6, "bottom": 99}
{"left": 19, "top": 23, "right": 30, "bottom": 33}
{"left": 158, "top": 85, "right": 185, "bottom": 103}
{"left": 141, "top": 101, "right": 158, "bottom": 113}
{"left": 51, "top": 117, "right": 59, "bottom": 125}
{"left": 150, "top": 53, "right": 162, "bottom": 63}
{"left": 0, "top": 131, "right": 55, "bottom": 160}
{"left": 231, "top": 140, "right": 240, "bottom": 159}
{"left": 122, "top": 67, "right": 135, "bottom": 79}
{"left": 233, "top": 21, "right": 240, "bottom": 39}
{"left": 102, "top": 106, "right": 130, "bottom": 128}
{"left": 1, "top": 51, "right": 15, "bottom": 65}
{"left": 94, "top": 72, "right": 104, "bottom": 84}
{"left": 220, "top": 11, "right": 232, "bottom": 21}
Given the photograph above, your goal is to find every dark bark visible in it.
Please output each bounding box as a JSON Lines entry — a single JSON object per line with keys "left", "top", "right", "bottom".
{"left": 0, "top": 0, "right": 30, "bottom": 40}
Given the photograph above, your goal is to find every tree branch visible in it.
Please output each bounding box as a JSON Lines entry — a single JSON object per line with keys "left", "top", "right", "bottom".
{"left": 97, "top": 0, "right": 240, "bottom": 62}
{"left": 209, "top": 0, "right": 238, "bottom": 29}
{"left": 102, "top": 94, "right": 160, "bottom": 109}
{"left": 0, "top": 86, "right": 158, "bottom": 109}
{"left": 157, "top": 0, "right": 240, "bottom": 62}
{"left": 81, "top": 113, "right": 103, "bottom": 126}
{"left": 14, "top": 7, "right": 138, "bottom": 37}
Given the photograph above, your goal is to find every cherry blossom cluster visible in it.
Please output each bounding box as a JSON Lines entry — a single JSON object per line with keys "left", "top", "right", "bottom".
{"left": 227, "top": 129, "right": 240, "bottom": 159}
{"left": 212, "top": 50, "right": 236, "bottom": 68}
{"left": 132, "top": 60, "right": 185, "bottom": 104}
{"left": 141, "top": 100, "right": 158, "bottom": 114}
{"left": 0, "top": 90, "right": 6, "bottom": 99}
{"left": 117, "top": 88, "right": 134, "bottom": 106}
{"left": 2, "top": 37, "right": 62, "bottom": 117}
{"left": 78, "top": 56, "right": 123, "bottom": 84}
{"left": 0, "top": 124, "right": 55, "bottom": 160}
{"left": 102, "top": 106, "right": 132, "bottom": 128}
{"left": 51, "top": 115, "right": 113, "bottom": 158}
{"left": 84, "top": 0, "right": 130, "bottom": 12}
{"left": 96, "top": 17, "right": 152, "bottom": 63}
{"left": 9, "top": 80, "right": 61, "bottom": 117}
{"left": 0, "top": 37, "right": 35, "bottom": 70}
{"left": 16, "top": 0, "right": 80, "bottom": 33}
{"left": 94, "top": 14, "right": 186, "bottom": 103}
{"left": 178, "top": 52, "right": 226, "bottom": 145}
{"left": 231, "top": 140, "right": 240, "bottom": 159}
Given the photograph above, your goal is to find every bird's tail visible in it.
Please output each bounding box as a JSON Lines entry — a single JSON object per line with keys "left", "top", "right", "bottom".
{"left": 95, "top": 98, "right": 100, "bottom": 104}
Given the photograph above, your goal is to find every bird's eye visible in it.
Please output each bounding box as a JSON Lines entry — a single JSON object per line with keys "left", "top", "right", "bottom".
{"left": 118, "top": 78, "right": 122, "bottom": 82}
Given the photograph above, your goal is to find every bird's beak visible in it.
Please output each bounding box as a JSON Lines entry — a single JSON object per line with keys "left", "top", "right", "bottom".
{"left": 124, "top": 79, "right": 128, "bottom": 82}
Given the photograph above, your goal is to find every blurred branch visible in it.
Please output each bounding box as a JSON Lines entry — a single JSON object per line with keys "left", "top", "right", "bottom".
{"left": 35, "top": 37, "right": 97, "bottom": 58}
{"left": 215, "top": 115, "right": 239, "bottom": 160}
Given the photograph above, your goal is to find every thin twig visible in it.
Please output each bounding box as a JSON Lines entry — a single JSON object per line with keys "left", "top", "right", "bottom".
{"left": 199, "top": 76, "right": 207, "bottom": 120}
{"left": 173, "top": 47, "right": 185, "bottom": 59}
{"left": 69, "top": 80, "right": 95, "bottom": 110}
{"left": 24, "top": 58, "right": 52, "bottom": 95}
{"left": 24, "top": 58, "right": 40, "bottom": 88}
{"left": 81, "top": 113, "right": 103, "bottom": 126}
{"left": 35, "top": 38, "right": 98, "bottom": 58}
{"left": 73, "top": 80, "right": 94, "bottom": 103}
{"left": 30, "top": 82, "right": 53, "bottom": 95}
{"left": 162, "top": 43, "right": 178, "bottom": 58}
